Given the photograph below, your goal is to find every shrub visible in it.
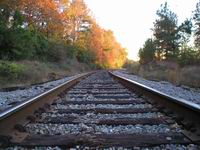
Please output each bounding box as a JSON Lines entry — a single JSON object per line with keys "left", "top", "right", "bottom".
{"left": 0, "top": 61, "right": 25, "bottom": 80}
{"left": 47, "top": 41, "right": 67, "bottom": 62}
{"left": 0, "top": 9, "right": 49, "bottom": 61}
{"left": 66, "top": 45, "right": 78, "bottom": 59}
{"left": 178, "top": 46, "right": 200, "bottom": 66}
{"left": 124, "top": 60, "right": 140, "bottom": 74}
{"left": 76, "top": 49, "right": 95, "bottom": 64}
{"left": 0, "top": 26, "right": 49, "bottom": 61}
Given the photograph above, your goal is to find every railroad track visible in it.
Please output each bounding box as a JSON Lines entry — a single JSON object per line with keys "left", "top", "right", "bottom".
{"left": 0, "top": 71, "right": 199, "bottom": 149}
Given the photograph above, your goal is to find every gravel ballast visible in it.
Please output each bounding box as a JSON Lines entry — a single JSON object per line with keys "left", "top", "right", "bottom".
{"left": 113, "top": 70, "right": 200, "bottom": 106}
{"left": 42, "top": 112, "right": 164, "bottom": 120}
{"left": 0, "top": 76, "right": 75, "bottom": 111}
{"left": 53, "top": 104, "right": 153, "bottom": 110}
{"left": 2, "top": 71, "right": 199, "bottom": 149}
{"left": 2, "top": 144, "right": 200, "bottom": 150}
{"left": 95, "top": 124, "right": 180, "bottom": 134}
{"left": 26, "top": 123, "right": 178, "bottom": 135}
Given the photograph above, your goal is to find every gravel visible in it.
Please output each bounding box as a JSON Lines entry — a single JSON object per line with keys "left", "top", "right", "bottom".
{"left": 1, "top": 147, "right": 65, "bottom": 150}
{"left": 26, "top": 123, "right": 84, "bottom": 135}
{"left": 140, "top": 144, "right": 200, "bottom": 150}
{"left": 95, "top": 124, "right": 180, "bottom": 134}
{"left": 67, "top": 89, "right": 131, "bottom": 94}
{"left": 113, "top": 70, "right": 200, "bottom": 106}
{"left": 64, "top": 94, "right": 140, "bottom": 102}
{"left": 75, "top": 83, "right": 123, "bottom": 88}
{"left": 2, "top": 71, "right": 200, "bottom": 149}
{"left": 2, "top": 144, "right": 200, "bottom": 150}
{"left": 42, "top": 112, "right": 164, "bottom": 120}
{"left": 53, "top": 104, "right": 153, "bottom": 109}
{"left": 0, "top": 76, "right": 75, "bottom": 111}
{"left": 67, "top": 93, "right": 133, "bottom": 97}
{"left": 26, "top": 123, "right": 178, "bottom": 135}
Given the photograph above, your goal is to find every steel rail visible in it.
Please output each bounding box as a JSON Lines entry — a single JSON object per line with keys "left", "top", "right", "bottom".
{"left": 109, "top": 71, "right": 200, "bottom": 142}
{"left": 0, "top": 72, "right": 92, "bottom": 137}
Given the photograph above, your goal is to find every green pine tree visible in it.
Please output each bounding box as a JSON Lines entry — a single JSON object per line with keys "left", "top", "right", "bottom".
{"left": 153, "top": 2, "right": 180, "bottom": 60}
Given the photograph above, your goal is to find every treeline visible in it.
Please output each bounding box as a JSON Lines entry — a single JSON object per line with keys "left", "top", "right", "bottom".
{"left": 139, "top": 2, "right": 200, "bottom": 66}
{"left": 0, "top": 0, "right": 126, "bottom": 69}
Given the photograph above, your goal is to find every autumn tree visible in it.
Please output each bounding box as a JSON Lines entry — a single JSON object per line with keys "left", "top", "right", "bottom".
{"left": 0, "top": 0, "right": 127, "bottom": 68}
{"left": 101, "top": 30, "right": 127, "bottom": 68}
{"left": 14, "top": 0, "right": 64, "bottom": 39}
{"left": 63, "top": 0, "right": 91, "bottom": 43}
{"left": 87, "top": 23, "right": 104, "bottom": 66}
{"left": 87, "top": 22, "right": 126, "bottom": 68}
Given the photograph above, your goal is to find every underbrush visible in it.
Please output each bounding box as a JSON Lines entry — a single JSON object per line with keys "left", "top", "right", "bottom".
{"left": 0, "top": 59, "right": 92, "bottom": 88}
{"left": 126, "top": 61, "right": 200, "bottom": 88}
{"left": 125, "top": 61, "right": 140, "bottom": 75}
{"left": 0, "top": 61, "right": 25, "bottom": 81}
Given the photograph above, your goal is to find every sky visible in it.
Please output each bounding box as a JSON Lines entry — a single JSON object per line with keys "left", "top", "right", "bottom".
{"left": 84, "top": 0, "right": 198, "bottom": 60}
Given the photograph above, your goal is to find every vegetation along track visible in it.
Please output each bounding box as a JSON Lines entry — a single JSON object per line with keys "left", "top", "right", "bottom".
{"left": 0, "top": 71, "right": 200, "bottom": 149}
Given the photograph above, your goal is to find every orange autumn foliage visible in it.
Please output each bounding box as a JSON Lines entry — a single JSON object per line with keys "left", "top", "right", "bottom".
{"left": 88, "top": 23, "right": 127, "bottom": 68}
{"left": 1, "top": 0, "right": 127, "bottom": 68}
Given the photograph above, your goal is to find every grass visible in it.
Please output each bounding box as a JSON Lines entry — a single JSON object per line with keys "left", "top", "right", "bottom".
{"left": 126, "top": 61, "right": 200, "bottom": 88}
{"left": 0, "top": 59, "right": 92, "bottom": 88}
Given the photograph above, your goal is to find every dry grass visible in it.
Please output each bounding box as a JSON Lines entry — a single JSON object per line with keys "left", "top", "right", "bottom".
{"left": 179, "top": 66, "right": 200, "bottom": 87}
{"left": 127, "top": 61, "right": 200, "bottom": 88}
{"left": 0, "top": 59, "right": 91, "bottom": 88}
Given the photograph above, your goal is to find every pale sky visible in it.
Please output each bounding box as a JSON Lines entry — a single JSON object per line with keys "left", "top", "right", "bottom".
{"left": 84, "top": 0, "right": 198, "bottom": 60}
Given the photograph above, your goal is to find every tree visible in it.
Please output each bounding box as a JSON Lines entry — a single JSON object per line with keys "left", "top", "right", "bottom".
{"left": 138, "top": 38, "right": 156, "bottom": 64}
{"left": 101, "top": 30, "right": 127, "bottom": 68}
{"left": 63, "top": 0, "right": 91, "bottom": 43}
{"left": 87, "top": 22, "right": 127, "bottom": 68}
{"left": 178, "top": 19, "right": 194, "bottom": 65}
{"left": 178, "top": 18, "right": 200, "bottom": 65}
{"left": 0, "top": 4, "right": 11, "bottom": 59}
{"left": 0, "top": 4, "right": 49, "bottom": 60}
{"left": 0, "top": 0, "right": 127, "bottom": 68}
{"left": 153, "top": 2, "right": 180, "bottom": 60}
{"left": 178, "top": 19, "right": 192, "bottom": 44}
{"left": 14, "top": 0, "right": 64, "bottom": 39}
{"left": 193, "top": 0, "right": 200, "bottom": 50}
{"left": 87, "top": 23, "right": 104, "bottom": 66}
{"left": 178, "top": 45, "right": 200, "bottom": 65}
